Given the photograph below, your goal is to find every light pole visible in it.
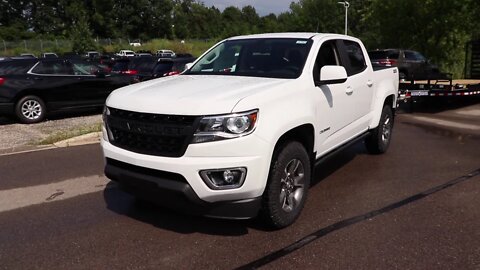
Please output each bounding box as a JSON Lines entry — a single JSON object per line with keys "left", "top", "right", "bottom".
{"left": 338, "top": 1, "right": 350, "bottom": 35}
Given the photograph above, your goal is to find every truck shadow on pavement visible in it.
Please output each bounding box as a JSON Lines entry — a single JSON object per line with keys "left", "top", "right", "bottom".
{"left": 103, "top": 183, "right": 251, "bottom": 236}
{"left": 102, "top": 142, "right": 367, "bottom": 235}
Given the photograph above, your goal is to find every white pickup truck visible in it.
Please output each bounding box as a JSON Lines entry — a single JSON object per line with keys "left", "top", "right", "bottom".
{"left": 102, "top": 33, "right": 398, "bottom": 228}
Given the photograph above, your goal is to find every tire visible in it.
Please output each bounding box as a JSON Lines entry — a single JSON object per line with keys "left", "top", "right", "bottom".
{"left": 365, "top": 104, "right": 394, "bottom": 154}
{"left": 15, "top": 95, "right": 46, "bottom": 124}
{"left": 261, "top": 141, "right": 311, "bottom": 229}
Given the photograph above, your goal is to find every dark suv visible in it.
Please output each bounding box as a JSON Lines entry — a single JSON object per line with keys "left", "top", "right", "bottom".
{"left": 368, "top": 49, "right": 442, "bottom": 80}
{"left": 0, "top": 58, "right": 130, "bottom": 123}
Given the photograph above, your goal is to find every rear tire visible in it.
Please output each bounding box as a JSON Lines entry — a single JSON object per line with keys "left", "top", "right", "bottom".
{"left": 365, "top": 104, "right": 394, "bottom": 154}
{"left": 261, "top": 141, "right": 311, "bottom": 229}
{"left": 15, "top": 95, "right": 46, "bottom": 124}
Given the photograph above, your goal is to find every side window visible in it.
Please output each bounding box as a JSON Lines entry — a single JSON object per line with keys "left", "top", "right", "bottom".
{"left": 343, "top": 40, "right": 366, "bottom": 76}
{"left": 72, "top": 62, "right": 98, "bottom": 75}
{"left": 313, "top": 40, "right": 341, "bottom": 82}
{"left": 0, "top": 61, "right": 34, "bottom": 75}
{"left": 413, "top": 52, "right": 426, "bottom": 62}
{"left": 32, "top": 61, "right": 73, "bottom": 75}
{"left": 404, "top": 51, "right": 416, "bottom": 60}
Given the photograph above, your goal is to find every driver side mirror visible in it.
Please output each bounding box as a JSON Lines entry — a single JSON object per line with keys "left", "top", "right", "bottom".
{"left": 316, "top": 66, "right": 348, "bottom": 86}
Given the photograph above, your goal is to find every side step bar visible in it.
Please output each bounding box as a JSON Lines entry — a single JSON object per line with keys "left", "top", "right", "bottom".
{"left": 314, "top": 132, "right": 369, "bottom": 167}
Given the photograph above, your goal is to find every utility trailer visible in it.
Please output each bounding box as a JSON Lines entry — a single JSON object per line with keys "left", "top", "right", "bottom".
{"left": 398, "top": 76, "right": 480, "bottom": 112}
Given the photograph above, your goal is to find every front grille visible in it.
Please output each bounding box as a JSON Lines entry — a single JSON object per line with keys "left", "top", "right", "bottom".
{"left": 106, "top": 107, "right": 200, "bottom": 157}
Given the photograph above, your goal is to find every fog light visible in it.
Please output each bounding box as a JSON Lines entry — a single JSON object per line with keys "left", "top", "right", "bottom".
{"left": 200, "top": 167, "right": 247, "bottom": 190}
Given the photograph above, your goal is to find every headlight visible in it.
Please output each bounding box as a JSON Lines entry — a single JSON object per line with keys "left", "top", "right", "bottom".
{"left": 102, "top": 106, "right": 113, "bottom": 142}
{"left": 192, "top": 110, "right": 258, "bottom": 143}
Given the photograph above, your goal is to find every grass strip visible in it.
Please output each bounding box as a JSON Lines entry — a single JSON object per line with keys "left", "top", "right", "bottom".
{"left": 37, "top": 122, "right": 102, "bottom": 145}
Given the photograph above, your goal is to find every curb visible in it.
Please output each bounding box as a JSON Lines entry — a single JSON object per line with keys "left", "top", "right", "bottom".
{"left": 0, "top": 132, "right": 102, "bottom": 156}
{"left": 52, "top": 132, "right": 102, "bottom": 147}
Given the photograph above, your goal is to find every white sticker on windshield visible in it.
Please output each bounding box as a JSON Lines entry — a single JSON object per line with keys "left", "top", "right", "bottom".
{"left": 296, "top": 40, "right": 308, "bottom": 44}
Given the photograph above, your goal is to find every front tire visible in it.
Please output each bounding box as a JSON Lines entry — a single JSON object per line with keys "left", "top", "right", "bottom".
{"left": 15, "top": 95, "right": 46, "bottom": 124}
{"left": 261, "top": 141, "right": 311, "bottom": 229}
{"left": 365, "top": 104, "right": 394, "bottom": 154}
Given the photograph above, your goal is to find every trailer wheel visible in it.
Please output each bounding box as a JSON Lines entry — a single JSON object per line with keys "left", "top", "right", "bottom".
{"left": 15, "top": 95, "right": 46, "bottom": 124}
{"left": 365, "top": 104, "right": 394, "bottom": 154}
{"left": 261, "top": 141, "right": 311, "bottom": 229}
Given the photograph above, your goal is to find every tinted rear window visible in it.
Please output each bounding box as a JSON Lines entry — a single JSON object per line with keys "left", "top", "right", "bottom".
{"left": 153, "top": 62, "right": 174, "bottom": 73}
{"left": 112, "top": 61, "right": 129, "bottom": 71}
{"left": 368, "top": 51, "right": 399, "bottom": 60}
{"left": 0, "top": 60, "right": 35, "bottom": 75}
{"left": 343, "top": 40, "right": 367, "bottom": 76}
{"left": 130, "top": 57, "right": 159, "bottom": 72}
{"left": 32, "top": 60, "right": 73, "bottom": 75}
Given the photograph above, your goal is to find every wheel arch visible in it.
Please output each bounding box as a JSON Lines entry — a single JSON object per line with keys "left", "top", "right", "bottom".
{"left": 13, "top": 89, "right": 46, "bottom": 106}
{"left": 273, "top": 124, "right": 315, "bottom": 157}
{"left": 369, "top": 91, "right": 397, "bottom": 129}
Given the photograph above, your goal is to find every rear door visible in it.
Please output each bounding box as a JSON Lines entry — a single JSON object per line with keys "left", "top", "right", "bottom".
{"left": 29, "top": 59, "right": 79, "bottom": 110}
{"left": 68, "top": 60, "right": 123, "bottom": 104}
{"left": 338, "top": 39, "right": 374, "bottom": 123}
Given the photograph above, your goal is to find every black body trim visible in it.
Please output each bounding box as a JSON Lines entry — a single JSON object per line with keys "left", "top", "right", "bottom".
{"left": 104, "top": 158, "right": 261, "bottom": 219}
{"left": 0, "top": 103, "right": 14, "bottom": 115}
{"left": 314, "top": 131, "right": 369, "bottom": 166}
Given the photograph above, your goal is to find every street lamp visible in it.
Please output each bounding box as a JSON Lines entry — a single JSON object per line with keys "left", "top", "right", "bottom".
{"left": 338, "top": 1, "right": 350, "bottom": 35}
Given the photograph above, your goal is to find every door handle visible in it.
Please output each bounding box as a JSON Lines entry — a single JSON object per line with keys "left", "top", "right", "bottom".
{"left": 367, "top": 80, "right": 373, "bottom": 87}
{"left": 346, "top": 86, "right": 353, "bottom": 95}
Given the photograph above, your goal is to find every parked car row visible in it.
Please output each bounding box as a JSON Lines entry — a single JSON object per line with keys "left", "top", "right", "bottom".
{"left": 0, "top": 52, "right": 196, "bottom": 123}
{"left": 111, "top": 54, "right": 196, "bottom": 83}
{"left": 0, "top": 58, "right": 134, "bottom": 123}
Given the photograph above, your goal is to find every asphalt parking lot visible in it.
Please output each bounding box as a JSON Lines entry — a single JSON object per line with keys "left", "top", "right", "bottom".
{"left": 0, "top": 101, "right": 479, "bottom": 269}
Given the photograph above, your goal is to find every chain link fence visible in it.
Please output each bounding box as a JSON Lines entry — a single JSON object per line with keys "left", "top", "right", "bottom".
{"left": 1, "top": 38, "right": 138, "bottom": 56}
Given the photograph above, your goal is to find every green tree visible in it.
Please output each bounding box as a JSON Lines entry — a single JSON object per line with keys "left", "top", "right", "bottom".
{"left": 69, "top": 3, "right": 97, "bottom": 53}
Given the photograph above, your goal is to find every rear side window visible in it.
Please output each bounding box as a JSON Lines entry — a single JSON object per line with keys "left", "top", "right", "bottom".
{"left": 130, "top": 58, "right": 158, "bottom": 72}
{"left": 32, "top": 61, "right": 73, "bottom": 75}
{"left": 112, "top": 61, "right": 129, "bottom": 72}
{"left": 368, "top": 50, "right": 399, "bottom": 60}
{"left": 404, "top": 51, "right": 426, "bottom": 61}
{"left": 153, "top": 62, "right": 174, "bottom": 74}
{"left": 0, "top": 61, "right": 34, "bottom": 75}
{"left": 343, "top": 40, "right": 367, "bottom": 76}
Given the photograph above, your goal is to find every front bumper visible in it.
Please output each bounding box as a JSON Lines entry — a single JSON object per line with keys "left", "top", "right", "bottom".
{"left": 101, "top": 129, "right": 272, "bottom": 218}
{"left": 105, "top": 158, "right": 262, "bottom": 219}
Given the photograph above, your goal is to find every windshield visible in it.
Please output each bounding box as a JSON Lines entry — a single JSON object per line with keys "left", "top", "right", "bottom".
{"left": 186, "top": 38, "right": 313, "bottom": 79}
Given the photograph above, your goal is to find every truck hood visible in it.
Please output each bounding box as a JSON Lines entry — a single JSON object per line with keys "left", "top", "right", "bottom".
{"left": 106, "top": 75, "right": 288, "bottom": 115}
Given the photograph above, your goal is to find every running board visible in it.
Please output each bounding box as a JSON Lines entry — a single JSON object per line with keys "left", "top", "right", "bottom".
{"left": 314, "top": 132, "right": 369, "bottom": 167}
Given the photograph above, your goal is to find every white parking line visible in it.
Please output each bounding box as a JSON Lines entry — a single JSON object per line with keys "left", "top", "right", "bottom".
{"left": 412, "top": 116, "right": 480, "bottom": 131}
{"left": 0, "top": 175, "right": 110, "bottom": 213}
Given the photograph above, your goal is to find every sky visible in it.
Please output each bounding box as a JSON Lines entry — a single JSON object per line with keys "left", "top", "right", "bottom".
{"left": 200, "top": 0, "right": 300, "bottom": 16}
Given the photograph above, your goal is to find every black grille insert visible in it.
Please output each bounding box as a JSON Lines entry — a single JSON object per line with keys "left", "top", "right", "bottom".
{"left": 106, "top": 107, "right": 199, "bottom": 157}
